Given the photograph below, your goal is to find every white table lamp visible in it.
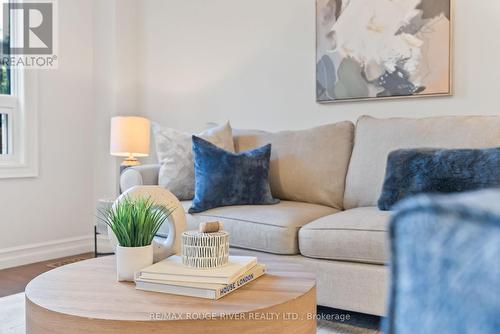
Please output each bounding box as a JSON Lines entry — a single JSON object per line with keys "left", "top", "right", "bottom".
{"left": 110, "top": 116, "right": 150, "bottom": 167}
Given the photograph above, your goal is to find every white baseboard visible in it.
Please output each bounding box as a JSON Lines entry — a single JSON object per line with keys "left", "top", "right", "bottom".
{"left": 0, "top": 236, "right": 94, "bottom": 270}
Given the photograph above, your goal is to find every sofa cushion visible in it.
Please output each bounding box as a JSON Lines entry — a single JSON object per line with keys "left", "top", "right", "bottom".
{"left": 234, "top": 121, "right": 355, "bottom": 210}
{"left": 344, "top": 116, "right": 500, "bottom": 209}
{"left": 299, "top": 207, "right": 391, "bottom": 264}
{"left": 182, "top": 200, "right": 337, "bottom": 254}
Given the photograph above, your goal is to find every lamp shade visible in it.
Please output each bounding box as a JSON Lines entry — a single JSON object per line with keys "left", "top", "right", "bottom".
{"left": 110, "top": 116, "right": 150, "bottom": 157}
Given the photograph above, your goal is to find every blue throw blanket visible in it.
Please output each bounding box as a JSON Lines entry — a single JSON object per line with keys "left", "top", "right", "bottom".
{"left": 384, "top": 189, "right": 500, "bottom": 334}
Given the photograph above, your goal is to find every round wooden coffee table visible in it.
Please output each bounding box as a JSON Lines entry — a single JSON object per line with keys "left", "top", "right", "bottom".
{"left": 25, "top": 255, "right": 316, "bottom": 334}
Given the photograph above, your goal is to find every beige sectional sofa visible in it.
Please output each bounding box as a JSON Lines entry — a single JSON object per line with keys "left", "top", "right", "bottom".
{"left": 120, "top": 115, "right": 500, "bottom": 316}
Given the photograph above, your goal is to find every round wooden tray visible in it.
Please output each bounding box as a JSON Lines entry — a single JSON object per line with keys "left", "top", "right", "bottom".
{"left": 25, "top": 255, "right": 316, "bottom": 334}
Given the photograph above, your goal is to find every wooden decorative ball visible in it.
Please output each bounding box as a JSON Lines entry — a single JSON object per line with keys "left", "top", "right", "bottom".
{"left": 181, "top": 230, "right": 229, "bottom": 269}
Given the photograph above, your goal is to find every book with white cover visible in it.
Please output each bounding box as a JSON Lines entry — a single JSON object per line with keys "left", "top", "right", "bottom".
{"left": 136, "top": 264, "right": 266, "bottom": 300}
{"left": 137, "top": 255, "right": 257, "bottom": 284}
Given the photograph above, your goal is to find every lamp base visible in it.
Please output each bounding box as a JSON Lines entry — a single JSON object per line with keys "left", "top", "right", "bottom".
{"left": 118, "top": 156, "right": 142, "bottom": 193}
{"left": 121, "top": 157, "right": 140, "bottom": 167}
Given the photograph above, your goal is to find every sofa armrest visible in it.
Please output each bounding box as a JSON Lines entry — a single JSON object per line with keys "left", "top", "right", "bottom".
{"left": 120, "top": 164, "right": 160, "bottom": 193}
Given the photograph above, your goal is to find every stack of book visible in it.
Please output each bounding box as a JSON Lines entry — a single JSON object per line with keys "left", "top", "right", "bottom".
{"left": 135, "top": 255, "right": 265, "bottom": 300}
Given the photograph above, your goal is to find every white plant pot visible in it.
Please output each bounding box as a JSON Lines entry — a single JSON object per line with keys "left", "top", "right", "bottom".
{"left": 116, "top": 245, "right": 153, "bottom": 282}
{"left": 108, "top": 186, "right": 187, "bottom": 263}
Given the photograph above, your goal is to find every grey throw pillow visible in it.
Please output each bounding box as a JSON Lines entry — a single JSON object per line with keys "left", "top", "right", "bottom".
{"left": 154, "top": 122, "right": 235, "bottom": 200}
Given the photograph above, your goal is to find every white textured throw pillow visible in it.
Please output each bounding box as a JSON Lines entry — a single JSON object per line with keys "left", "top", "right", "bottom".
{"left": 154, "top": 122, "right": 235, "bottom": 200}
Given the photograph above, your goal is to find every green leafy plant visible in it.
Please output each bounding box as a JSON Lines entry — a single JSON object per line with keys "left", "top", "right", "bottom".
{"left": 98, "top": 196, "right": 175, "bottom": 247}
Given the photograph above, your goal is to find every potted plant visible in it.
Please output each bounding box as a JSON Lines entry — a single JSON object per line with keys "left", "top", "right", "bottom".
{"left": 99, "top": 196, "right": 174, "bottom": 281}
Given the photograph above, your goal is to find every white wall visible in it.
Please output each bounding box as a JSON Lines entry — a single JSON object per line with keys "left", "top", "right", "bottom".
{"left": 0, "top": 0, "right": 96, "bottom": 268}
{"left": 137, "top": 0, "right": 500, "bottom": 134}
{"left": 94, "top": 0, "right": 149, "bottom": 200}
{"left": 0, "top": 0, "right": 145, "bottom": 269}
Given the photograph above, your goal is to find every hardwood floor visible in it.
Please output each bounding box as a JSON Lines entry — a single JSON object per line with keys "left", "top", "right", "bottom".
{"left": 0, "top": 253, "right": 93, "bottom": 297}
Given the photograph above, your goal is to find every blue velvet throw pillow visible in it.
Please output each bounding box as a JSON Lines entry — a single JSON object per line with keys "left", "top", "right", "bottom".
{"left": 189, "top": 136, "right": 279, "bottom": 213}
{"left": 378, "top": 147, "right": 500, "bottom": 211}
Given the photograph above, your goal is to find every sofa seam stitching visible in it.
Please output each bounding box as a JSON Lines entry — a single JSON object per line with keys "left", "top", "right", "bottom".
{"left": 300, "top": 253, "right": 387, "bottom": 265}
{"left": 193, "top": 213, "right": 334, "bottom": 229}
{"left": 301, "top": 228, "right": 387, "bottom": 232}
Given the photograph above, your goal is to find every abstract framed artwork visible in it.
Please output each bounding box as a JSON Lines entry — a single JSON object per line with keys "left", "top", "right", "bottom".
{"left": 316, "top": 0, "right": 452, "bottom": 103}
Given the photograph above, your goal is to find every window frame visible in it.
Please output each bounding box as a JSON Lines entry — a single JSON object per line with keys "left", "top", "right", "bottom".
{"left": 0, "top": 101, "right": 13, "bottom": 155}
{"left": 0, "top": 5, "right": 38, "bottom": 178}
